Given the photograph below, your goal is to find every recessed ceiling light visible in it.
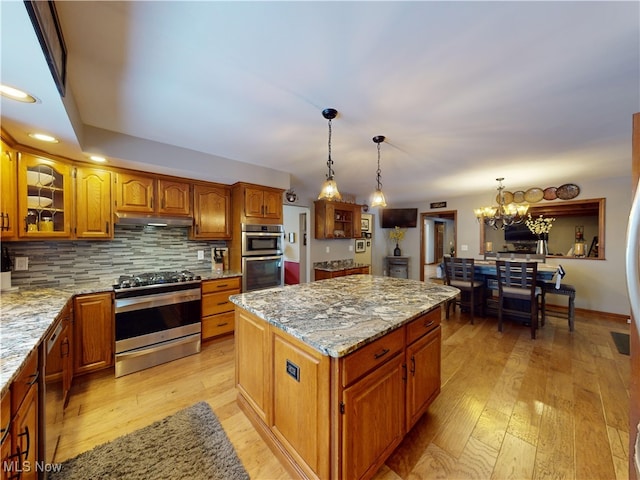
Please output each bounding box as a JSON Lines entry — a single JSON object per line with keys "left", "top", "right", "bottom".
{"left": 89, "top": 155, "right": 107, "bottom": 163}
{"left": 0, "top": 84, "right": 37, "bottom": 103}
{"left": 28, "top": 133, "right": 59, "bottom": 143}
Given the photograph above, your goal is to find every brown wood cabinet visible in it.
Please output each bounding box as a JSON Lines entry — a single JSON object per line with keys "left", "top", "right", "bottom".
{"left": 0, "top": 140, "right": 17, "bottom": 240}
{"left": 45, "top": 300, "right": 74, "bottom": 406}
{"left": 314, "top": 200, "right": 363, "bottom": 239}
{"left": 75, "top": 166, "right": 113, "bottom": 239}
{"left": 201, "top": 276, "right": 240, "bottom": 340}
{"left": 191, "top": 184, "right": 231, "bottom": 240}
{"left": 314, "top": 266, "right": 370, "bottom": 281}
{"left": 235, "top": 305, "right": 443, "bottom": 480}
{"left": 232, "top": 182, "right": 283, "bottom": 224}
{"left": 73, "top": 292, "right": 113, "bottom": 376}
{"left": 115, "top": 172, "right": 191, "bottom": 216}
{"left": 18, "top": 153, "right": 73, "bottom": 238}
{"left": 0, "top": 390, "right": 11, "bottom": 480}
{"left": 8, "top": 348, "right": 39, "bottom": 480}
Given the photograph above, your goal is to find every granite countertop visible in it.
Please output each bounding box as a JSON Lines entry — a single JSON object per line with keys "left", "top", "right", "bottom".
{"left": 0, "top": 269, "right": 242, "bottom": 396}
{"left": 229, "top": 275, "right": 459, "bottom": 358}
{"left": 0, "top": 281, "right": 114, "bottom": 396}
{"left": 313, "top": 259, "right": 370, "bottom": 272}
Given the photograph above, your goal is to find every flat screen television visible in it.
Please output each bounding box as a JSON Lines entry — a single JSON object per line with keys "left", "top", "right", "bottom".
{"left": 504, "top": 223, "right": 537, "bottom": 242}
{"left": 380, "top": 208, "right": 418, "bottom": 229}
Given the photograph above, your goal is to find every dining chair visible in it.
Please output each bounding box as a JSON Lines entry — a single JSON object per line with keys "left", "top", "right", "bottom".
{"left": 495, "top": 260, "right": 542, "bottom": 339}
{"left": 443, "top": 257, "right": 485, "bottom": 324}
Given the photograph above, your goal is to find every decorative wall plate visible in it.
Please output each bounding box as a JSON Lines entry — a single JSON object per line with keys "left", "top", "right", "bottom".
{"left": 497, "top": 191, "right": 514, "bottom": 204}
{"left": 524, "top": 187, "right": 544, "bottom": 203}
{"left": 543, "top": 187, "right": 557, "bottom": 200}
{"left": 513, "top": 191, "right": 525, "bottom": 203}
{"left": 556, "top": 183, "right": 580, "bottom": 200}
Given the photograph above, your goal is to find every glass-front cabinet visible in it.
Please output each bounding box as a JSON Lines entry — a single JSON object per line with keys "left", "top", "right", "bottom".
{"left": 18, "top": 153, "right": 72, "bottom": 238}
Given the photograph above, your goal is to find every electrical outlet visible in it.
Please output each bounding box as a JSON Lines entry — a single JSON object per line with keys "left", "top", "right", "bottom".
{"left": 197, "top": 250, "right": 204, "bottom": 260}
{"left": 461, "top": 244, "right": 469, "bottom": 251}
{"left": 349, "top": 245, "right": 353, "bottom": 252}
{"left": 326, "top": 246, "right": 330, "bottom": 253}
{"left": 14, "top": 257, "right": 28, "bottom": 271}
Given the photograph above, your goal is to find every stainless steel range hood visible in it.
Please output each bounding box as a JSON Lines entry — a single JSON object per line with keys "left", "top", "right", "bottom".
{"left": 115, "top": 212, "right": 194, "bottom": 227}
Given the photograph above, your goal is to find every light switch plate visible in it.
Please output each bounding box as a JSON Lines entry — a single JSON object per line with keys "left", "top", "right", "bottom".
{"left": 14, "top": 257, "right": 28, "bottom": 271}
{"left": 197, "top": 250, "right": 204, "bottom": 260}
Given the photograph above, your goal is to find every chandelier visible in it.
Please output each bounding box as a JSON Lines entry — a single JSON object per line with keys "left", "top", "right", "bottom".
{"left": 317, "top": 108, "right": 342, "bottom": 201}
{"left": 474, "top": 178, "right": 529, "bottom": 229}
{"left": 370, "top": 135, "right": 387, "bottom": 207}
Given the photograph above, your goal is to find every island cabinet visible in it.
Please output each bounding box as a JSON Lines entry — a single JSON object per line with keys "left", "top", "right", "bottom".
{"left": 235, "top": 305, "right": 442, "bottom": 480}
{"left": 115, "top": 172, "right": 191, "bottom": 216}
{"left": 73, "top": 292, "right": 114, "bottom": 376}
{"left": 191, "top": 184, "right": 231, "bottom": 240}
{"left": 314, "top": 200, "right": 362, "bottom": 239}
{"left": 201, "top": 277, "right": 240, "bottom": 340}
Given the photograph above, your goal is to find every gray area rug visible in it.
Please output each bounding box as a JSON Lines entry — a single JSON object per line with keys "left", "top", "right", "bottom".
{"left": 50, "top": 401, "right": 249, "bottom": 480}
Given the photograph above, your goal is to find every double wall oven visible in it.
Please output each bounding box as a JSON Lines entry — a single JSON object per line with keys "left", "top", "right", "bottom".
{"left": 113, "top": 271, "right": 202, "bottom": 378}
{"left": 241, "top": 224, "right": 284, "bottom": 292}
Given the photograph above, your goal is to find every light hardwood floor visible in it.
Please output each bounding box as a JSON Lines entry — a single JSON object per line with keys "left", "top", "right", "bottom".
{"left": 55, "top": 308, "right": 630, "bottom": 479}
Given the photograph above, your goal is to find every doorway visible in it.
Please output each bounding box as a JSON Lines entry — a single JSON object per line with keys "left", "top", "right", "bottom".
{"left": 420, "top": 210, "right": 457, "bottom": 281}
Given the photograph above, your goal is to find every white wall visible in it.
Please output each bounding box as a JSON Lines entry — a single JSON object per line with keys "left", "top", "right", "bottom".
{"left": 295, "top": 176, "right": 632, "bottom": 316}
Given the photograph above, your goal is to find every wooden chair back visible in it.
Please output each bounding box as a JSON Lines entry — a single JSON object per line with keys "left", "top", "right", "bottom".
{"left": 443, "top": 257, "right": 475, "bottom": 285}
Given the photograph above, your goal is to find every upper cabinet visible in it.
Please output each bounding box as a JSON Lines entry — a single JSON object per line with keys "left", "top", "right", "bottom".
{"left": 18, "top": 153, "right": 73, "bottom": 238}
{"left": 191, "top": 183, "right": 231, "bottom": 240}
{"left": 115, "top": 172, "right": 191, "bottom": 216}
{"left": 314, "top": 200, "right": 363, "bottom": 239}
{"left": 75, "top": 166, "right": 113, "bottom": 239}
{"left": 233, "top": 182, "right": 283, "bottom": 224}
{"left": 1, "top": 140, "right": 17, "bottom": 239}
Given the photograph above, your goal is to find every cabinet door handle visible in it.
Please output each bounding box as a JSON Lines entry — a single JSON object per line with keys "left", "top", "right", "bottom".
{"left": 27, "top": 370, "right": 39, "bottom": 386}
{"left": 402, "top": 364, "right": 407, "bottom": 381}
{"left": 18, "top": 426, "right": 30, "bottom": 459}
{"left": 106, "top": 221, "right": 109, "bottom": 234}
{"left": 374, "top": 348, "right": 390, "bottom": 359}
{"left": 62, "top": 337, "right": 70, "bottom": 357}
{"left": 411, "top": 355, "right": 416, "bottom": 375}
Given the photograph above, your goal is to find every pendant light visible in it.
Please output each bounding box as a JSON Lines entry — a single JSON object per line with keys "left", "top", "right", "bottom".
{"left": 317, "top": 108, "right": 342, "bottom": 201}
{"left": 370, "top": 135, "right": 387, "bottom": 207}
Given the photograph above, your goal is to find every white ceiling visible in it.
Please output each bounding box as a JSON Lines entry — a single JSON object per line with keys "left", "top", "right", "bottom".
{"left": 1, "top": 1, "right": 638, "bottom": 205}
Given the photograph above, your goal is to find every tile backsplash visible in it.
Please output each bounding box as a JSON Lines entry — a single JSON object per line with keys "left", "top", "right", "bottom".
{"left": 4, "top": 225, "right": 226, "bottom": 288}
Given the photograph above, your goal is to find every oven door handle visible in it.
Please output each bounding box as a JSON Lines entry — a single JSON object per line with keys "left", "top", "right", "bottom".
{"left": 243, "top": 255, "right": 283, "bottom": 261}
{"left": 115, "top": 290, "right": 201, "bottom": 313}
{"left": 115, "top": 335, "right": 199, "bottom": 359}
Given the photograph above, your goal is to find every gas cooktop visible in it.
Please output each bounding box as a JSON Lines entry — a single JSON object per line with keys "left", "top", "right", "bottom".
{"left": 114, "top": 270, "right": 201, "bottom": 290}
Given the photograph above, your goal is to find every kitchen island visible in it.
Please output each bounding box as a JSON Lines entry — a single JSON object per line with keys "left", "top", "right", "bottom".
{"left": 229, "top": 275, "right": 459, "bottom": 480}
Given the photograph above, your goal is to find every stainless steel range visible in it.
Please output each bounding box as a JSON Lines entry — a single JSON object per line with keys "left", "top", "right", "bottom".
{"left": 113, "top": 270, "right": 202, "bottom": 378}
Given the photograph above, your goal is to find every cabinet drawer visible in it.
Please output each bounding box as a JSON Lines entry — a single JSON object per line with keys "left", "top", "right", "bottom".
{"left": 11, "top": 348, "right": 39, "bottom": 412}
{"left": 202, "top": 290, "right": 237, "bottom": 316}
{"left": 202, "top": 312, "right": 235, "bottom": 339}
{"left": 406, "top": 308, "right": 441, "bottom": 345}
{"left": 202, "top": 277, "right": 241, "bottom": 294}
{"left": 340, "top": 327, "right": 404, "bottom": 387}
